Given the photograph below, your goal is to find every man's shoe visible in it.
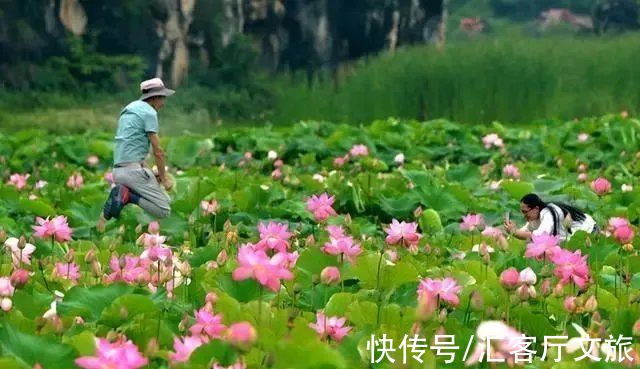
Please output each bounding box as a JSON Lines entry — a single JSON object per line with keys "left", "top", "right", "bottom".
{"left": 103, "top": 185, "right": 131, "bottom": 220}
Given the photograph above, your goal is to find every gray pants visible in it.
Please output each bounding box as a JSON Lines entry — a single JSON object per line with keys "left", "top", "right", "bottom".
{"left": 113, "top": 166, "right": 171, "bottom": 218}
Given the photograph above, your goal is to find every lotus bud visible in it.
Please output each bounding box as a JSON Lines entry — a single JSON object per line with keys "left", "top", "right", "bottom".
{"left": 18, "top": 236, "right": 26, "bottom": 250}
{"left": 553, "top": 282, "right": 565, "bottom": 297}
{"left": 1, "top": 297, "right": 12, "bottom": 312}
{"left": 206, "top": 292, "right": 218, "bottom": 305}
{"left": 470, "top": 290, "right": 484, "bottom": 311}
{"left": 633, "top": 319, "right": 640, "bottom": 337}
{"left": 216, "top": 250, "right": 228, "bottom": 266}
{"left": 226, "top": 322, "right": 258, "bottom": 347}
{"left": 481, "top": 253, "right": 490, "bottom": 264}
{"left": 305, "top": 234, "right": 315, "bottom": 246}
{"left": 437, "top": 308, "right": 448, "bottom": 323}
{"left": 10, "top": 269, "right": 29, "bottom": 288}
{"left": 135, "top": 224, "right": 142, "bottom": 235}
{"left": 74, "top": 316, "right": 85, "bottom": 325}
{"left": 65, "top": 249, "right": 75, "bottom": 263}
{"left": 423, "top": 244, "right": 432, "bottom": 254}
{"left": 85, "top": 249, "right": 97, "bottom": 264}
{"left": 145, "top": 338, "right": 159, "bottom": 358}
{"left": 623, "top": 243, "right": 634, "bottom": 252}
{"left": 148, "top": 221, "right": 160, "bottom": 234}
{"left": 578, "top": 173, "right": 587, "bottom": 182}
{"left": 223, "top": 219, "right": 232, "bottom": 231}
{"left": 413, "top": 206, "right": 424, "bottom": 218}
{"left": 91, "top": 261, "right": 102, "bottom": 277}
{"left": 320, "top": 267, "right": 341, "bottom": 285}
{"left": 564, "top": 296, "right": 577, "bottom": 314}
{"left": 540, "top": 278, "right": 552, "bottom": 297}
{"left": 584, "top": 295, "right": 598, "bottom": 312}
{"left": 415, "top": 293, "right": 437, "bottom": 321}
{"left": 344, "top": 213, "right": 352, "bottom": 225}
{"left": 500, "top": 268, "right": 520, "bottom": 289}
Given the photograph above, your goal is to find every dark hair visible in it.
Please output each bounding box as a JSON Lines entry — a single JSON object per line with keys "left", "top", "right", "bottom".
{"left": 520, "top": 193, "right": 587, "bottom": 236}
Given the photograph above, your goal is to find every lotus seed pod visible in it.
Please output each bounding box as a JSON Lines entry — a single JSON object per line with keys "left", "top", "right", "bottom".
{"left": 419, "top": 209, "right": 443, "bottom": 233}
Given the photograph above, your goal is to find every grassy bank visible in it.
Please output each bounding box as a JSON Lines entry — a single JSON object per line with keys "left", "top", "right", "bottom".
{"left": 272, "top": 35, "right": 640, "bottom": 125}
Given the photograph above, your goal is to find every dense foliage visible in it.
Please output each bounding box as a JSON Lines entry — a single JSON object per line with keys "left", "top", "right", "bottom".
{"left": 0, "top": 115, "right": 639, "bottom": 368}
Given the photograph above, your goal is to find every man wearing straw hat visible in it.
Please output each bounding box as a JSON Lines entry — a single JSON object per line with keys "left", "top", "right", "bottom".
{"left": 102, "top": 78, "right": 175, "bottom": 220}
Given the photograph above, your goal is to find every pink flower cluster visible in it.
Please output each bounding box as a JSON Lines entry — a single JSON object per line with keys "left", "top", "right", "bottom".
{"left": 321, "top": 225, "right": 362, "bottom": 264}
{"left": 201, "top": 199, "right": 219, "bottom": 216}
{"left": 306, "top": 193, "right": 338, "bottom": 222}
{"left": 525, "top": 233, "right": 590, "bottom": 290}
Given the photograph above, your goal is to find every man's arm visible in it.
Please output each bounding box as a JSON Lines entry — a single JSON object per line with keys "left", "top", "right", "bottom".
{"left": 148, "top": 132, "right": 170, "bottom": 190}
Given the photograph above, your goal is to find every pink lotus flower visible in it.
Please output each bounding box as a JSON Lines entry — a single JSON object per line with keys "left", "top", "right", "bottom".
{"left": 189, "top": 308, "right": 227, "bottom": 339}
{"left": 320, "top": 266, "right": 341, "bottom": 285}
{"left": 87, "top": 155, "right": 99, "bottom": 166}
{"left": 525, "top": 233, "right": 561, "bottom": 261}
{"left": 591, "top": 177, "right": 611, "bottom": 196}
{"left": 417, "top": 277, "right": 462, "bottom": 306}
{"left": 66, "top": 173, "right": 84, "bottom": 191}
{"left": 384, "top": 219, "right": 422, "bottom": 247}
{"left": 321, "top": 236, "right": 362, "bottom": 264}
{"left": 333, "top": 155, "right": 349, "bottom": 167}
{"left": 8, "top": 173, "right": 29, "bottom": 190}
{"left": 349, "top": 144, "right": 369, "bottom": 157}
{"left": 232, "top": 245, "right": 294, "bottom": 292}
{"left": 0, "top": 277, "right": 14, "bottom": 297}
{"left": 225, "top": 322, "right": 257, "bottom": 346}
{"left": 35, "top": 180, "right": 48, "bottom": 189}
{"left": 75, "top": 337, "right": 148, "bottom": 369}
{"left": 32, "top": 216, "right": 73, "bottom": 242}
{"left": 465, "top": 321, "right": 524, "bottom": 366}
{"left": 200, "top": 199, "right": 220, "bottom": 215}
{"left": 482, "top": 134, "right": 504, "bottom": 149}
{"left": 307, "top": 193, "right": 338, "bottom": 222}
{"left": 500, "top": 268, "right": 520, "bottom": 289}
{"left": 255, "top": 222, "right": 292, "bottom": 252}
{"left": 55, "top": 262, "right": 80, "bottom": 282}
{"left": 460, "top": 214, "right": 485, "bottom": 232}
{"left": 502, "top": 164, "right": 520, "bottom": 179}
{"left": 308, "top": 311, "right": 352, "bottom": 342}
{"left": 170, "top": 335, "right": 204, "bottom": 363}
{"left": 3, "top": 237, "right": 36, "bottom": 267}
{"left": 551, "top": 249, "right": 590, "bottom": 290}
{"left": 481, "top": 227, "right": 505, "bottom": 241}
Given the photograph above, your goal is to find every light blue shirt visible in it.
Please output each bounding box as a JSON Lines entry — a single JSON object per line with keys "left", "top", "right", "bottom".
{"left": 113, "top": 100, "right": 158, "bottom": 165}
